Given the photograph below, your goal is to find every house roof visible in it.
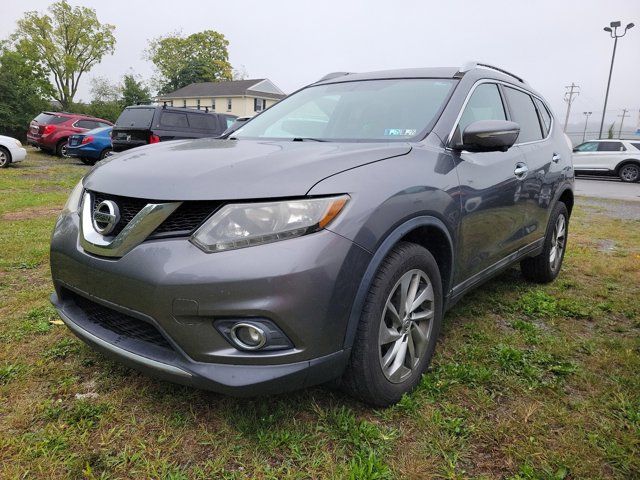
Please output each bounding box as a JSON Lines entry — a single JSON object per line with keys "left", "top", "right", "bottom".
{"left": 157, "top": 79, "right": 286, "bottom": 100}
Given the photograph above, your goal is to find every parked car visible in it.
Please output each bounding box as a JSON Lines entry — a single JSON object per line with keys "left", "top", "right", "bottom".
{"left": 0, "top": 135, "right": 27, "bottom": 168}
{"left": 111, "top": 105, "right": 237, "bottom": 153}
{"left": 50, "top": 63, "right": 574, "bottom": 406}
{"left": 67, "top": 126, "right": 113, "bottom": 165}
{"left": 27, "top": 112, "right": 113, "bottom": 157}
{"left": 222, "top": 116, "right": 251, "bottom": 136}
{"left": 572, "top": 139, "right": 640, "bottom": 182}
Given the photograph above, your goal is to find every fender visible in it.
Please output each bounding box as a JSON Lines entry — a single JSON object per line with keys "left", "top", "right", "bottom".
{"left": 342, "top": 215, "right": 454, "bottom": 350}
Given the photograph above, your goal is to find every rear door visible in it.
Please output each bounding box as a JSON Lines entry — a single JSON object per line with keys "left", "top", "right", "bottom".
{"left": 156, "top": 111, "right": 191, "bottom": 140}
{"left": 501, "top": 86, "right": 555, "bottom": 246}
{"left": 595, "top": 141, "right": 627, "bottom": 170}
{"left": 112, "top": 108, "right": 156, "bottom": 151}
{"left": 451, "top": 82, "right": 529, "bottom": 284}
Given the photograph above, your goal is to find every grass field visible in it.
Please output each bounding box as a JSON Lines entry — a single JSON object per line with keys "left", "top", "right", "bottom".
{"left": 1, "top": 150, "right": 638, "bottom": 479}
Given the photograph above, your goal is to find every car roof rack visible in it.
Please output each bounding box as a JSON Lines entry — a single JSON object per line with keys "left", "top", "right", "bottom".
{"left": 455, "top": 61, "right": 526, "bottom": 84}
{"left": 315, "top": 71, "right": 352, "bottom": 83}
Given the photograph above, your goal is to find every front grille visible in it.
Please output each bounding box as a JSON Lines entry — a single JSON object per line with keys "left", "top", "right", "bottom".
{"left": 90, "top": 191, "right": 220, "bottom": 238}
{"left": 68, "top": 291, "right": 174, "bottom": 351}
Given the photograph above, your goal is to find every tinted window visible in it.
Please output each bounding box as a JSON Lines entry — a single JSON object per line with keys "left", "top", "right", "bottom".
{"left": 160, "top": 112, "right": 189, "bottom": 128}
{"left": 235, "top": 79, "right": 456, "bottom": 141}
{"left": 116, "top": 108, "right": 155, "bottom": 128}
{"left": 98, "top": 122, "right": 111, "bottom": 128}
{"left": 574, "top": 142, "right": 598, "bottom": 152}
{"left": 630, "top": 142, "right": 640, "bottom": 151}
{"left": 533, "top": 98, "right": 552, "bottom": 137}
{"left": 458, "top": 83, "right": 506, "bottom": 134}
{"left": 597, "top": 142, "right": 625, "bottom": 152}
{"left": 188, "top": 114, "right": 217, "bottom": 130}
{"left": 76, "top": 120, "right": 98, "bottom": 129}
{"left": 504, "top": 87, "right": 543, "bottom": 143}
{"left": 34, "top": 113, "right": 67, "bottom": 125}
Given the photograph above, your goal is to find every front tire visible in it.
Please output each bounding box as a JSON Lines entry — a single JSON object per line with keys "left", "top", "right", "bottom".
{"left": 341, "top": 242, "right": 443, "bottom": 406}
{"left": 520, "top": 202, "right": 569, "bottom": 283}
{"left": 618, "top": 162, "right": 640, "bottom": 183}
{"left": 0, "top": 147, "right": 11, "bottom": 168}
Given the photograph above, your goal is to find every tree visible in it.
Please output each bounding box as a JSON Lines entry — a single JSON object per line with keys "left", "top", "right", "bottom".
{"left": 13, "top": 0, "right": 116, "bottom": 109}
{"left": 607, "top": 122, "right": 616, "bottom": 139}
{"left": 0, "top": 45, "right": 53, "bottom": 139}
{"left": 146, "top": 30, "right": 232, "bottom": 94}
{"left": 121, "top": 74, "right": 151, "bottom": 106}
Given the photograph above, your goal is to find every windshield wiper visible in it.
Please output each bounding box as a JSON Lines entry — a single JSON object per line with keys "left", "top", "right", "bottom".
{"left": 292, "top": 137, "right": 327, "bottom": 142}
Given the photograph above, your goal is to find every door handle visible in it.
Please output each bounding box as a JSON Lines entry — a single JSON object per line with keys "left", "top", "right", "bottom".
{"left": 552, "top": 153, "right": 561, "bottom": 163}
{"left": 514, "top": 163, "right": 529, "bottom": 179}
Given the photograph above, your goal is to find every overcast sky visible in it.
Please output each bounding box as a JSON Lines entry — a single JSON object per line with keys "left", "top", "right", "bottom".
{"left": 1, "top": 0, "right": 638, "bottom": 133}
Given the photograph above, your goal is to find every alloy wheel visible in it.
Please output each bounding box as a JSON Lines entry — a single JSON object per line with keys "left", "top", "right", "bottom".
{"left": 0, "top": 151, "right": 7, "bottom": 167}
{"left": 620, "top": 164, "right": 639, "bottom": 182}
{"left": 549, "top": 214, "right": 566, "bottom": 271}
{"left": 60, "top": 143, "right": 70, "bottom": 158}
{"left": 378, "top": 269, "right": 434, "bottom": 383}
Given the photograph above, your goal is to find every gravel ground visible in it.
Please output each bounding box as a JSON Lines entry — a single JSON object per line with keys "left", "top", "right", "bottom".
{"left": 576, "top": 196, "right": 640, "bottom": 221}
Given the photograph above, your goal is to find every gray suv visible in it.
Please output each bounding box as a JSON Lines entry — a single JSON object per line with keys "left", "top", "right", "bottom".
{"left": 50, "top": 63, "right": 574, "bottom": 406}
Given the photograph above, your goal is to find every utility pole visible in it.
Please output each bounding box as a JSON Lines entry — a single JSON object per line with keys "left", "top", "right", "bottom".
{"left": 598, "top": 21, "right": 635, "bottom": 138}
{"left": 582, "top": 111, "right": 593, "bottom": 143}
{"left": 563, "top": 83, "right": 580, "bottom": 132}
{"left": 617, "top": 108, "right": 630, "bottom": 138}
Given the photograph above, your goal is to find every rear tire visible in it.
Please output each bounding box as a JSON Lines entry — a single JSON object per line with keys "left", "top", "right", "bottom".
{"left": 618, "top": 162, "right": 640, "bottom": 183}
{"left": 99, "top": 148, "right": 111, "bottom": 160}
{"left": 0, "top": 147, "right": 11, "bottom": 168}
{"left": 341, "top": 241, "right": 443, "bottom": 406}
{"left": 56, "top": 140, "right": 70, "bottom": 158}
{"left": 520, "top": 202, "right": 569, "bottom": 283}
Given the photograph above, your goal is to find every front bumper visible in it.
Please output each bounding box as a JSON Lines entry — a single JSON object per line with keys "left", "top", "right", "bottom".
{"left": 50, "top": 211, "right": 371, "bottom": 395}
{"left": 11, "top": 146, "right": 26, "bottom": 163}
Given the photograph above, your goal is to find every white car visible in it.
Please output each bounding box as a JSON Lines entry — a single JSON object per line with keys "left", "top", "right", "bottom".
{"left": 572, "top": 139, "right": 640, "bottom": 183}
{"left": 0, "top": 135, "right": 27, "bottom": 168}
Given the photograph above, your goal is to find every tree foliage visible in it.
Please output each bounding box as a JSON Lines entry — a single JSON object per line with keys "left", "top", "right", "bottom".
{"left": 12, "top": 0, "right": 116, "bottom": 109}
{"left": 121, "top": 74, "right": 151, "bottom": 106}
{"left": 0, "top": 45, "right": 53, "bottom": 138}
{"left": 146, "top": 30, "right": 232, "bottom": 94}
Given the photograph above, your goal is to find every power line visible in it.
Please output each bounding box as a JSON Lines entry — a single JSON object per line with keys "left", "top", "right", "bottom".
{"left": 563, "top": 83, "right": 580, "bottom": 132}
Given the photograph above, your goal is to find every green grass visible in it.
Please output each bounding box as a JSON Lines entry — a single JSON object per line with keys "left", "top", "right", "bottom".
{"left": 1, "top": 150, "right": 639, "bottom": 479}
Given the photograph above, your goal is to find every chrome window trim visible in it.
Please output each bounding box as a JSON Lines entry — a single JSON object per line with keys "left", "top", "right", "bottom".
{"left": 445, "top": 78, "right": 554, "bottom": 150}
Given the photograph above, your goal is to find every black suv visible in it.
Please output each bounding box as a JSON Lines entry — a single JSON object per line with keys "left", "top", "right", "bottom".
{"left": 111, "top": 105, "right": 237, "bottom": 153}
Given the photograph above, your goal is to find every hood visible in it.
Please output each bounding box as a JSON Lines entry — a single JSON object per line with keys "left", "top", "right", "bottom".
{"left": 83, "top": 138, "right": 411, "bottom": 200}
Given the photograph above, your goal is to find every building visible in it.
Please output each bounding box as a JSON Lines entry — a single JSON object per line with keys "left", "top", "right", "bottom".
{"left": 155, "top": 79, "right": 286, "bottom": 117}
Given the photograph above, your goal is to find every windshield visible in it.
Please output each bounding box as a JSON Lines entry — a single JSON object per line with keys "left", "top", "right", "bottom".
{"left": 115, "top": 108, "right": 155, "bottom": 129}
{"left": 234, "top": 78, "right": 456, "bottom": 142}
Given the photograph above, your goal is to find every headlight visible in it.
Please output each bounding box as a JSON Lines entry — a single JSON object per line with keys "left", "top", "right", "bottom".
{"left": 61, "top": 180, "right": 84, "bottom": 214}
{"left": 14, "top": 139, "right": 22, "bottom": 147}
{"left": 191, "top": 195, "right": 349, "bottom": 253}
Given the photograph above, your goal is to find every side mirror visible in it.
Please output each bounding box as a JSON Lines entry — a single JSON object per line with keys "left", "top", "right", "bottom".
{"left": 452, "top": 120, "right": 520, "bottom": 153}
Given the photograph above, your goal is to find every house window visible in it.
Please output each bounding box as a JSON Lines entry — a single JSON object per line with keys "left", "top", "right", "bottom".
{"left": 227, "top": 98, "right": 232, "bottom": 111}
{"left": 197, "top": 99, "right": 201, "bottom": 110}
{"left": 169, "top": 101, "right": 173, "bottom": 107}
{"left": 183, "top": 100, "right": 186, "bottom": 108}
{"left": 254, "top": 98, "right": 266, "bottom": 112}
{"left": 211, "top": 99, "right": 216, "bottom": 111}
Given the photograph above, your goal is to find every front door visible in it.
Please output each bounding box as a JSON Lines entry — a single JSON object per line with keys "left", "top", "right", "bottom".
{"left": 450, "top": 82, "right": 529, "bottom": 286}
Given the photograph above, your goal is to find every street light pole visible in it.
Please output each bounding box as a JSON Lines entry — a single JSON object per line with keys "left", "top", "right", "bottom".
{"left": 598, "top": 21, "right": 635, "bottom": 139}
{"left": 582, "top": 111, "right": 592, "bottom": 143}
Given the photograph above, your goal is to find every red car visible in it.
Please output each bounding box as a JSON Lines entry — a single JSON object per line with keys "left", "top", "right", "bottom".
{"left": 27, "top": 112, "right": 113, "bottom": 157}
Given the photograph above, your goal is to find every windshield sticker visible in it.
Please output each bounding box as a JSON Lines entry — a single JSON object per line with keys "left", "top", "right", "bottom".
{"left": 384, "top": 129, "right": 417, "bottom": 136}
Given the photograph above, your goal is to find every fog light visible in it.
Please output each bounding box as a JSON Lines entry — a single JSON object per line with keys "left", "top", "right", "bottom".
{"left": 230, "top": 323, "right": 266, "bottom": 350}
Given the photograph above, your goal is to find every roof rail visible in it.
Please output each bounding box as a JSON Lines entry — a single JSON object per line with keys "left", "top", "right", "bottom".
{"left": 456, "top": 61, "right": 526, "bottom": 84}
{"left": 316, "top": 71, "right": 352, "bottom": 83}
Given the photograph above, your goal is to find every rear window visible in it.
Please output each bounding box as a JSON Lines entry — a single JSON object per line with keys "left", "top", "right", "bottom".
{"left": 115, "top": 108, "right": 155, "bottom": 128}
{"left": 34, "top": 113, "right": 67, "bottom": 125}
{"left": 630, "top": 142, "right": 640, "bottom": 151}
{"left": 187, "top": 113, "right": 218, "bottom": 130}
{"left": 160, "top": 112, "right": 189, "bottom": 128}
{"left": 597, "top": 142, "right": 625, "bottom": 152}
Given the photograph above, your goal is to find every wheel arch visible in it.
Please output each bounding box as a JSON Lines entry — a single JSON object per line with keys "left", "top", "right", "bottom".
{"left": 0, "top": 145, "right": 12, "bottom": 165}
{"left": 616, "top": 159, "right": 640, "bottom": 173}
{"left": 342, "top": 215, "right": 454, "bottom": 350}
{"left": 557, "top": 187, "right": 574, "bottom": 217}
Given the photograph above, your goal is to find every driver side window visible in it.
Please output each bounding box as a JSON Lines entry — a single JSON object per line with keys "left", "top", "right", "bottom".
{"left": 458, "top": 83, "right": 507, "bottom": 135}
